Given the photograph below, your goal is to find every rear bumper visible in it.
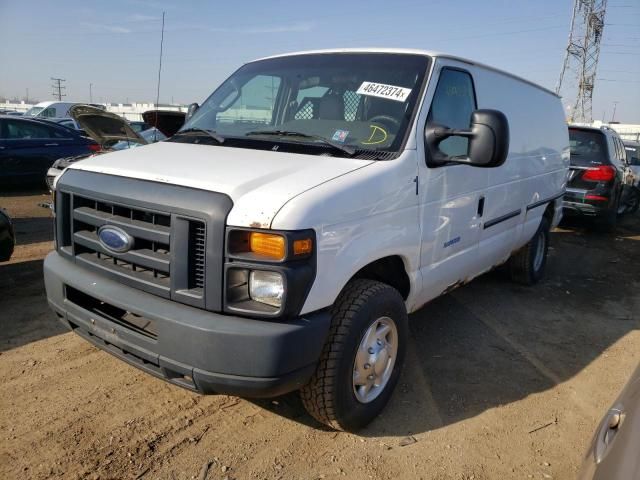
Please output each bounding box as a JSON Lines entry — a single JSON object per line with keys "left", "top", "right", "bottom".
{"left": 44, "top": 251, "right": 330, "bottom": 397}
{"left": 562, "top": 190, "right": 610, "bottom": 217}
{"left": 562, "top": 200, "right": 605, "bottom": 217}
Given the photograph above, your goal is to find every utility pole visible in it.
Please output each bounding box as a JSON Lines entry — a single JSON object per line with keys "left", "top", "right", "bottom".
{"left": 610, "top": 101, "right": 618, "bottom": 122}
{"left": 154, "top": 11, "right": 166, "bottom": 141}
{"left": 51, "top": 77, "right": 67, "bottom": 101}
{"left": 556, "top": 0, "right": 608, "bottom": 123}
{"left": 89, "top": 83, "right": 93, "bottom": 103}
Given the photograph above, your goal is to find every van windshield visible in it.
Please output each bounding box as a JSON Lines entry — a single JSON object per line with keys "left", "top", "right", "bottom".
{"left": 569, "top": 128, "right": 608, "bottom": 166}
{"left": 177, "top": 53, "right": 430, "bottom": 157}
{"left": 24, "top": 106, "right": 44, "bottom": 117}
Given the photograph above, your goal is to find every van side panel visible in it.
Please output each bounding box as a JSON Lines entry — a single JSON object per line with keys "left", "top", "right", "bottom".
{"left": 472, "top": 67, "right": 568, "bottom": 269}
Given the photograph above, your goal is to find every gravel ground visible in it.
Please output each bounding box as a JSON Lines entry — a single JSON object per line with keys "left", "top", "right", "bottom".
{"left": 1, "top": 188, "right": 638, "bottom": 480}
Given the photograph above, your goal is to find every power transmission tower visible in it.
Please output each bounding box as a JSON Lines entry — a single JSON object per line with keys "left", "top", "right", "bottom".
{"left": 556, "top": 0, "right": 608, "bottom": 123}
{"left": 51, "top": 77, "right": 67, "bottom": 101}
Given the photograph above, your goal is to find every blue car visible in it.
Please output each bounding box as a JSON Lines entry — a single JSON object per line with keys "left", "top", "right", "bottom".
{"left": 0, "top": 115, "right": 100, "bottom": 186}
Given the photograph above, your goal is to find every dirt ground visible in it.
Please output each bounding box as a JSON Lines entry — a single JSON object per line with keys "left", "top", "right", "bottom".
{"left": 1, "top": 188, "right": 638, "bottom": 480}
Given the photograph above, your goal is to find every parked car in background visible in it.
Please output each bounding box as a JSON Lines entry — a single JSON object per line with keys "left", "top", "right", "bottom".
{"left": 128, "top": 120, "right": 151, "bottom": 133}
{"left": 623, "top": 140, "right": 640, "bottom": 214}
{"left": 45, "top": 106, "right": 185, "bottom": 189}
{"left": 579, "top": 363, "right": 640, "bottom": 480}
{"left": 141, "top": 110, "right": 186, "bottom": 138}
{"left": 563, "top": 125, "right": 636, "bottom": 230}
{"left": 0, "top": 208, "right": 15, "bottom": 262}
{"left": 623, "top": 140, "right": 639, "bottom": 186}
{"left": 45, "top": 117, "right": 83, "bottom": 131}
{"left": 0, "top": 114, "right": 100, "bottom": 185}
{"left": 23, "top": 101, "right": 105, "bottom": 119}
{"left": 23, "top": 101, "right": 76, "bottom": 119}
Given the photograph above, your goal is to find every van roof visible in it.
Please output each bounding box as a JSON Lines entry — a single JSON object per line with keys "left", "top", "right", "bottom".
{"left": 32, "top": 101, "right": 74, "bottom": 107}
{"left": 254, "top": 48, "right": 559, "bottom": 98}
{"left": 32, "top": 101, "right": 56, "bottom": 108}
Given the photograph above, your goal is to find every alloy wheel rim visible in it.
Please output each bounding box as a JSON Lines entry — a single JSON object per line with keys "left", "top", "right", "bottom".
{"left": 352, "top": 316, "right": 398, "bottom": 404}
{"left": 533, "top": 230, "right": 546, "bottom": 272}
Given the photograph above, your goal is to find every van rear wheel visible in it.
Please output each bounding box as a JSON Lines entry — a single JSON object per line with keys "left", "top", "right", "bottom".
{"left": 508, "top": 217, "right": 550, "bottom": 285}
{"left": 300, "top": 279, "right": 408, "bottom": 431}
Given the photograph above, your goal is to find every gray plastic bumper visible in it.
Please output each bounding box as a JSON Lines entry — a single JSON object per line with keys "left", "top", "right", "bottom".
{"left": 44, "top": 251, "right": 330, "bottom": 397}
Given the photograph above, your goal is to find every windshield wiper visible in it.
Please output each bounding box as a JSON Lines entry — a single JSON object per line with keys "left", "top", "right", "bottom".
{"left": 245, "top": 130, "right": 356, "bottom": 156}
{"left": 176, "top": 128, "right": 225, "bottom": 144}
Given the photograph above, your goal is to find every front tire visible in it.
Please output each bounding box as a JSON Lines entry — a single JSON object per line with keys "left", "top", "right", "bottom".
{"left": 508, "top": 217, "right": 550, "bottom": 285}
{"left": 300, "top": 279, "right": 408, "bottom": 431}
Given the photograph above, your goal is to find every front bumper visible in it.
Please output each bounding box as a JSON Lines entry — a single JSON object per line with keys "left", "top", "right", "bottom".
{"left": 44, "top": 251, "right": 330, "bottom": 397}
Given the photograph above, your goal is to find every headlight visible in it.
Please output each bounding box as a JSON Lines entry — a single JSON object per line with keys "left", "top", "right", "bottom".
{"left": 249, "top": 270, "right": 284, "bottom": 308}
{"left": 46, "top": 173, "right": 56, "bottom": 191}
{"left": 225, "top": 228, "right": 316, "bottom": 318}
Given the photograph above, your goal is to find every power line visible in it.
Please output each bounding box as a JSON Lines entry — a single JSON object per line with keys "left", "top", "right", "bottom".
{"left": 51, "top": 77, "right": 66, "bottom": 101}
{"left": 598, "top": 78, "right": 640, "bottom": 82}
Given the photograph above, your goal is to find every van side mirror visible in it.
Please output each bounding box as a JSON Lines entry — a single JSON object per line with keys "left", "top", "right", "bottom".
{"left": 185, "top": 102, "right": 199, "bottom": 122}
{"left": 425, "top": 109, "right": 509, "bottom": 168}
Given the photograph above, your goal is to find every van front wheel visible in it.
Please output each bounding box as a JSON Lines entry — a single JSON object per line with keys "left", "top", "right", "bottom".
{"left": 300, "top": 279, "right": 408, "bottom": 431}
{"left": 508, "top": 217, "right": 550, "bottom": 285}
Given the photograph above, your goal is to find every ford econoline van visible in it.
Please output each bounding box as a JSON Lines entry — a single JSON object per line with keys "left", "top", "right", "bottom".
{"left": 45, "top": 49, "right": 569, "bottom": 431}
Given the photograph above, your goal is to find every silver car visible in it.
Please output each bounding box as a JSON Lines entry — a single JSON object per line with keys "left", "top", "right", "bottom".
{"left": 579, "top": 363, "right": 640, "bottom": 479}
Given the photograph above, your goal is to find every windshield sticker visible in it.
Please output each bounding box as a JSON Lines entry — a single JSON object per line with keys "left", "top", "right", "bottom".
{"left": 361, "top": 125, "right": 388, "bottom": 145}
{"left": 332, "top": 129, "right": 349, "bottom": 143}
{"left": 356, "top": 82, "right": 412, "bottom": 102}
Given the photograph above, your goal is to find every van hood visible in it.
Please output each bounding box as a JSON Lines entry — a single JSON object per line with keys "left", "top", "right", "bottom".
{"left": 69, "top": 141, "right": 374, "bottom": 228}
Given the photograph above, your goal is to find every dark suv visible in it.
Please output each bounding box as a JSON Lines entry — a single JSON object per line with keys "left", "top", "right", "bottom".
{"left": 563, "top": 125, "right": 635, "bottom": 231}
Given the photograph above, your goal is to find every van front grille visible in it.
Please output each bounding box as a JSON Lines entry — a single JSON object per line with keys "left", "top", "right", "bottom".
{"left": 189, "top": 221, "right": 206, "bottom": 290}
{"left": 71, "top": 195, "right": 173, "bottom": 297}
{"left": 55, "top": 170, "right": 233, "bottom": 312}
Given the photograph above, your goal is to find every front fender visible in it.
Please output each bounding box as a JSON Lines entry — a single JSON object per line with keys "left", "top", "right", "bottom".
{"left": 271, "top": 151, "right": 422, "bottom": 314}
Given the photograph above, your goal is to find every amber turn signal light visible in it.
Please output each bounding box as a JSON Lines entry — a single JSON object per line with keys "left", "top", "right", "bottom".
{"left": 249, "top": 232, "right": 286, "bottom": 260}
{"left": 293, "top": 238, "right": 313, "bottom": 256}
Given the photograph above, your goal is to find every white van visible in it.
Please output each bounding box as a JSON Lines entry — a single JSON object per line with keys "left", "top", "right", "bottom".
{"left": 24, "top": 101, "right": 105, "bottom": 118}
{"left": 44, "top": 49, "right": 569, "bottom": 431}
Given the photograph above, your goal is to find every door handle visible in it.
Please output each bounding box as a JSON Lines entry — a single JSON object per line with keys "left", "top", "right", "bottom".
{"left": 45, "top": 143, "right": 59, "bottom": 146}
{"left": 595, "top": 408, "right": 624, "bottom": 464}
{"left": 477, "top": 196, "right": 485, "bottom": 217}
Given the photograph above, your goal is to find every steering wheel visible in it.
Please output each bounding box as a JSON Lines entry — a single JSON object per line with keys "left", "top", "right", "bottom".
{"left": 368, "top": 115, "right": 400, "bottom": 129}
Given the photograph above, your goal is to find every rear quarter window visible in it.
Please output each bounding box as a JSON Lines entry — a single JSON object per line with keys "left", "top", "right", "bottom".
{"left": 569, "top": 129, "right": 608, "bottom": 166}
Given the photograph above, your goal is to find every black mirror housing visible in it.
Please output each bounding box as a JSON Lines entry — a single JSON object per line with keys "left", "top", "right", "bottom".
{"left": 185, "top": 102, "right": 199, "bottom": 122}
{"left": 425, "top": 109, "right": 509, "bottom": 168}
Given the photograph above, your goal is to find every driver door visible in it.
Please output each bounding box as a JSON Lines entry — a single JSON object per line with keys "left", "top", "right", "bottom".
{"left": 416, "top": 64, "right": 488, "bottom": 304}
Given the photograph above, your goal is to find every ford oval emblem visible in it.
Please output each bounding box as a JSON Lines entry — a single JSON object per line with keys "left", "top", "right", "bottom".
{"left": 98, "top": 225, "right": 134, "bottom": 253}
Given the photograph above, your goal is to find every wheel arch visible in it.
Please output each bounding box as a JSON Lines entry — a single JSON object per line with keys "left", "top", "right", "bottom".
{"left": 543, "top": 201, "right": 555, "bottom": 226}
{"left": 349, "top": 255, "right": 411, "bottom": 300}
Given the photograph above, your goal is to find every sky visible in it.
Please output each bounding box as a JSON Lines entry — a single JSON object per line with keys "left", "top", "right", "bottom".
{"left": 0, "top": 0, "right": 638, "bottom": 123}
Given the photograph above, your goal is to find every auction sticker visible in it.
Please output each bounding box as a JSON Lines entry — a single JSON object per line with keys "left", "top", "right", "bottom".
{"left": 332, "top": 129, "right": 349, "bottom": 143}
{"left": 356, "top": 82, "right": 412, "bottom": 102}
